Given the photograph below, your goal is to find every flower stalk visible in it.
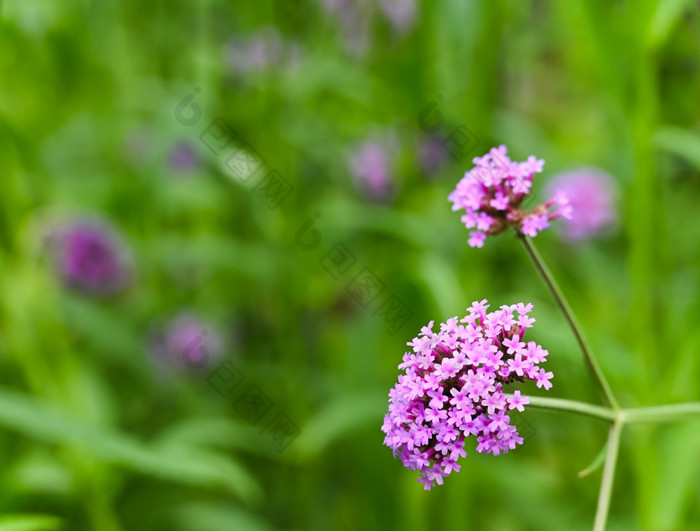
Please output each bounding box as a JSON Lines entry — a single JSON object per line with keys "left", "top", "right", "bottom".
{"left": 515, "top": 395, "right": 616, "bottom": 422}
{"left": 620, "top": 403, "right": 700, "bottom": 424}
{"left": 521, "top": 395, "right": 700, "bottom": 425}
{"left": 517, "top": 232, "right": 620, "bottom": 411}
{"left": 593, "top": 419, "right": 622, "bottom": 531}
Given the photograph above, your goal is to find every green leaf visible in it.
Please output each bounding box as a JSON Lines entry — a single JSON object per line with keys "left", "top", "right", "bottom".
{"left": 0, "top": 388, "right": 261, "bottom": 502}
{"left": 578, "top": 443, "right": 607, "bottom": 478}
{"left": 0, "top": 515, "right": 62, "bottom": 531}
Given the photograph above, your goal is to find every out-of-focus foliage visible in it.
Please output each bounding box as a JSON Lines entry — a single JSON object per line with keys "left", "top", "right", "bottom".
{"left": 1, "top": 1, "right": 699, "bottom": 529}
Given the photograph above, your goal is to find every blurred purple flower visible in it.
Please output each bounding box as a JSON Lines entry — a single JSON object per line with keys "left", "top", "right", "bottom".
{"left": 418, "top": 135, "right": 448, "bottom": 175}
{"left": 321, "top": 0, "right": 349, "bottom": 10}
{"left": 378, "top": 0, "right": 418, "bottom": 34}
{"left": 321, "top": 0, "right": 416, "bottom": 54}
{"left": 321, "top": 0, "right": 372, "bottom": 55}
{"left": 348, "top": 139, "right": 396, "bottom": 201}
{"left": 50, "top": 219, "right": 131, "bottom": 296}
{"left": 545, "top": 168, "right": 618, "bottom": 242}
{"left": 149, "top": 313, "right": 222, "bottom": 371}
{"left": 168, "top": 141, "right": 200, "bottom": 174}
{"left": 225, "top": 26, "right": 285, "bottom": 74}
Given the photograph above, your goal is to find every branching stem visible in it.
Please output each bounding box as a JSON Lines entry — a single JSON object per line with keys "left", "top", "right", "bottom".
{"left": 509, "top": 232, "right": 700, "bottom": 530}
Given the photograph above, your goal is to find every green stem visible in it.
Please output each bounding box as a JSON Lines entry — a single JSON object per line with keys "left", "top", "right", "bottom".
{"left": 519, "top": 395, "right": 700, "bottom": 425}
{"left": 519, "top": 395, "right": 617, "bottom": 422}
{"left": 621, "top": 403, "right": 700, "bottom": 424}
{"left": 517, "top": 233, "right": 620, "bottom": 410}
{"left": 593, "top": 419, "right": 622, "bottom": 531}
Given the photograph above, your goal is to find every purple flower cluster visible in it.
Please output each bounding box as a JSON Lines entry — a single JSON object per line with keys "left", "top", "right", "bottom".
{"left": 382, "top": 300, "right": 553, "bottom": 490}
{"left": 448, "top": 145, "right": 572, "bottom": 247}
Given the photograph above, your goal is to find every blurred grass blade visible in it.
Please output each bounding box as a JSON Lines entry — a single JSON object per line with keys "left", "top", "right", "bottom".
{"left": 294, "top": 391, "right": 386, "bottom": 456}
{"left": 647, "top": 0, "right": 693, "bottom": 49}
{"left": 154, "top": 417, "right": 294, "bottom": 460}
{"left": 167, "top": 503, "right": 274, "bottom": 531}
{"left": 0, "top": 515, "right": 62, "bottom": 531}
{"left": 155, "top": 417, "right": 252, "bottom": 451}
{"left": 648, "top": 423, "right": 700, "bottom": 529}
{"left": 653, "top": 126, "right": 700, "bottom": 171}
{"left": 0, "top": 387, "right": 261, "bottom": 501}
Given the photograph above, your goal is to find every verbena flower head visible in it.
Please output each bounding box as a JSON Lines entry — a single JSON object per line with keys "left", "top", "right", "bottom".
{"left": 149, "top": 313, "right": 222, "bottom": 371}
{"left": 545, "top": 167, "right": 617, "bottom": 242}
{"left": 382, "top": 300, "right": 553, "bottom": 490}
{"left": 448, "top": 145, "right": 572, "bottom": 247}
{"left": 51, "top": 219, "right": 132, "bottom": 296}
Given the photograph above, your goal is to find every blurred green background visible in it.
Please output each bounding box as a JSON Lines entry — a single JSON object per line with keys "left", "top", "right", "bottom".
{"left": 1, "top": 1, "right": 700, "bottom": 530}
